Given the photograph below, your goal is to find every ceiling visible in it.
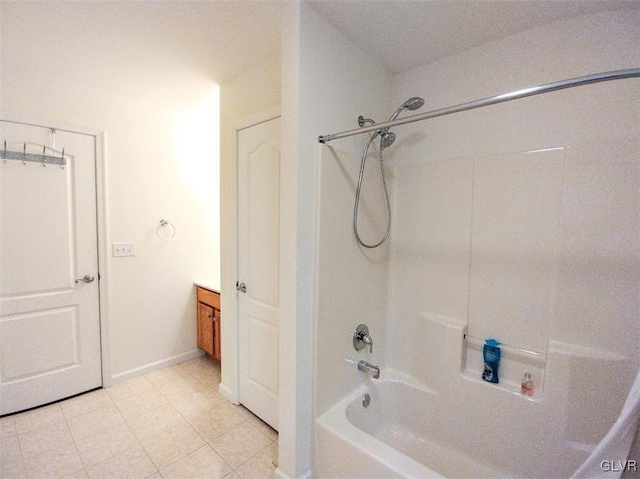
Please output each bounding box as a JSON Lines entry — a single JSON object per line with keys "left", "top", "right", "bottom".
{"left": 3, "top": 0, "right": 638, "bottom": 105}
{"left": 308, "top": 0, "right": 640, "bottom": 75}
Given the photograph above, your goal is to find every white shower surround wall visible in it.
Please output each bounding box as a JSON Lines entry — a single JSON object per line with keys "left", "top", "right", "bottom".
{"left": 312, "top": 7, "right": 640, "bottom": 479}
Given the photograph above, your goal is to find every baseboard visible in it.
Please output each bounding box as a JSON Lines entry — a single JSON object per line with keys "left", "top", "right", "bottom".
{"left": 273, "top": 468, "right": 289, "bottom": 479}
{"left": 299, "top": 469, "right": 312, "bottom": 479}
{"left": 274, "top": 468, "right": 312, "bottom": 479}
{"left": 110, "top": 349, "right": 205, "bottom": 384}
{"left": 218, "top": 382, "right": 239, "bottom": 405}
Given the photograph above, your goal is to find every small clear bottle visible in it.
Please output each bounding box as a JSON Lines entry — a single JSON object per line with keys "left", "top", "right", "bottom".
{"left": 521, "top": 372, "right": 534, "bottom": 396}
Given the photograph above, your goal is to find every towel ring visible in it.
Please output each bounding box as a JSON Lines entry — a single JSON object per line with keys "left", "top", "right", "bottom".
{"left": 156, "top": 218, "right": 176, "bottom": 240}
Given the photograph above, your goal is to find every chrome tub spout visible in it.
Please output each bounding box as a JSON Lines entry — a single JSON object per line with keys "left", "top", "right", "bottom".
{"left": 358, "top": 360, "right": 380, "bottom": 379}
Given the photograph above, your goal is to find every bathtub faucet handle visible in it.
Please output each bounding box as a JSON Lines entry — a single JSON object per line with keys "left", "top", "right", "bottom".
{"left": 353, "top": 324, "right": 373, "bottom": 353}
{"left": 362, "top": 334, "right": 373, "bottom": 353}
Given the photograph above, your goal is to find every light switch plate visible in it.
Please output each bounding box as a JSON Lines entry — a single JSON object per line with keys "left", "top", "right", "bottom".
{"left": 112, "top": 242, "right": 136, "bottom": 257}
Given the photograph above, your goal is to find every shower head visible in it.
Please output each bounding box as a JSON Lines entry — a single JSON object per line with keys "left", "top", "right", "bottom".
{"left": 357, "top": 97, "right": 424, "bottom": 150}
{"left": 405, "top": 97, "right": 426, "bottom": 110}
{"left": 380, "top": 132, "right": 396, "bottom": 149}
{"left": 388, "top": 97, "right": 425, "bottom": 123}
{"left": 378, "top": 97, "right": 425, "bottom": 147}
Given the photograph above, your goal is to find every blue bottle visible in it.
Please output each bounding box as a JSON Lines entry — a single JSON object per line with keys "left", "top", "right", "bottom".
{"left": 482, "top": 339, "right": 501, "bottom": 383}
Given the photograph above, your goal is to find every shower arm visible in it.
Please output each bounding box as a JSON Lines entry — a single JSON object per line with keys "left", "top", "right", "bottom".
{"left": 317, "top": 68, "right": 640, "bottom": 144}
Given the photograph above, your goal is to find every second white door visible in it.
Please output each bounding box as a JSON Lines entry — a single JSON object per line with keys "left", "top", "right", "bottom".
{"left": 237, "top": 116, "right": 280, "bottom": 430}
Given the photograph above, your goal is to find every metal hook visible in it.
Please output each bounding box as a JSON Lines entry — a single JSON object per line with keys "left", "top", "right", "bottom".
{"left": 3, "top": 140, "right": 6, "bottom": 163}
{"left": 61, "top": 148, "right": 65, "bottom": 169}
{"left": 42, "top": 146, "right": 47, "bottom": 167}
{"left": 23, "top": 143, "right": 27, "bottom": 165}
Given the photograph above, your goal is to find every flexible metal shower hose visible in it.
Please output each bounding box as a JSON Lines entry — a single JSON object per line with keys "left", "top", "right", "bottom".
{"left": 353, "top": 134, "right": 392, "bottom": 249}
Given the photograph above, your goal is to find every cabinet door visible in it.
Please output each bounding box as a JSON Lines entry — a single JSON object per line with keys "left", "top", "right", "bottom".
{"left": 197, "top": 302, "right": 214, "bottom": 356}
{"left": 213, "top": 308, "right": 221, "bottom": 361}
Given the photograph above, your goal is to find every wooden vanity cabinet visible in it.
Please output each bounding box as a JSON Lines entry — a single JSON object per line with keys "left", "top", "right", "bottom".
{"left": 196, "top": 287, "right": 221, "bottom": 360}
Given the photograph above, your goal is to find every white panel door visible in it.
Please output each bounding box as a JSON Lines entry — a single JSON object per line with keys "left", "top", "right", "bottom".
{"left": 0, "top": 120, "right": 102, "bottom": 415}
{"left": 238, "top": 117, "right": 280, "bottom": 430}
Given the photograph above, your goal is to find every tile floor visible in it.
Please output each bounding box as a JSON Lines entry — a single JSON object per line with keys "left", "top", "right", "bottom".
{"left": 0, "top": 356, "right": 278, "bottom": 479}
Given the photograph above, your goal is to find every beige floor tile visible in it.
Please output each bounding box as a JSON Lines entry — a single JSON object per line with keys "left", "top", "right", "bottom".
{"left": 158, "top": 374, "right": 219, "bottom": 399}
{"left": 229, "top": 405, "right": 255, "bottom": 420}
{"left": 0, "top": 359, "right": 272, "bottom": 479}
{"left": 61, "top": 470, "right": 90, "bottom": 479}
{"left": 14, "top": 404, "right": 65, "bottom": 434}
{"left": 1, "top": 415, "right": 18, "bottom": 439}
{"left": 145, "top": 365, "right": 190, "bottom": 387}
{"left": 180, "top": 357, "right": 221, "bottom": 384}
{"left": 184, "top": 402, "right": 246, "bottom": 443}
{"left": 75, "top": 422, "right": 140, "bottom": 467}
{"left": 1, "top": 435, "right": 22, "bottom": 462}
{"left": 191, "top": 372, "right": 220, "bottom": 391}
{"left": 106, "top": 376, "right": 155, "bottom": 403}
{"left": 25, "top": 443, "right": 85, "bottom": 479}
{"left": 1, "top": 436, "right": 27, "bottom": 478}
{"left": 178, "top": 356, "right": 216, "bottom": 373}
{"left": 163, "top": 394, "right": 219, "bottom": 418}
{"left": 235, "top": 442, "right": 278, "bottom": 479}
{"left": 127, "top": 404, "right": 186, "bottom": 441}
{"left": 160, "top": 380, "right": 222, "bottom": 417}
{"left": 180, "top": 356, "right": 221, "bottom": 389}
{"left": 19, "top": 421, "right": 74, "bottom": 457}
{"left": 3, "top": 459, "right": 27, "bottom": 479}
{"left": 156, "top": 374, "right": 200, "bottom": 395}
{"left": 67, "top": 403, "right": 125, "bottom": 441}
{"left": 245, "top": 413, "right": 278, "bottom": 442}
{"left": 208, "top": 422, "right": 272, "bottom": 469}
{"left": 159, "top": 445, "right": 231, "bottom": 479}
{"left": 141, "top": 422, "right": 205, "bottom": 469}
{"left": 115, "top": 389, "right": 171, "bottom": 421}
{"left": 86, "top": 445, "right": 157, "bottom": 479}
{"left": 61, "top": 389, "right": 113, "bottom": 420}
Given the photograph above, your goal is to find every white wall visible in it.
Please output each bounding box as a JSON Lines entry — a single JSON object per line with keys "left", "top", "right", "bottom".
{"left": 277, "top": 3, "right": 393, "bottom": 478}
{"left": 0, "top": 3, "right": 220, "bottom": 378}
{"left": 279, "top": 4, "right": 304, "bottom": 477}
{"left": 302, "top": 11, "right": 393, "bottom": 419}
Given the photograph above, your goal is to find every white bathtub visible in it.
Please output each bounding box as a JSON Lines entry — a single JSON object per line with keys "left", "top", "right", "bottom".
{"left": 316, "top": 378, "right": 508, "bottom": 479}
{"left": 315, "top": 321, "right": 634, "bottom": 479}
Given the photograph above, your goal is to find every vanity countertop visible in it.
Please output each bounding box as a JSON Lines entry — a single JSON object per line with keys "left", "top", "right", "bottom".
{"left": 194, "top": 279, "right": 220, "bottom": 294}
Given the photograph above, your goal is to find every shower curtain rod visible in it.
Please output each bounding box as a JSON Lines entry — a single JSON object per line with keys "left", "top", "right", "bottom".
{"left": 317, "top": 68, "right": 640, "bottom": 144}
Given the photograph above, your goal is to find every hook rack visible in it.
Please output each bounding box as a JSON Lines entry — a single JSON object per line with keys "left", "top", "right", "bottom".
{"left": 1, "top": 140, "right": 66, "bottom": 167}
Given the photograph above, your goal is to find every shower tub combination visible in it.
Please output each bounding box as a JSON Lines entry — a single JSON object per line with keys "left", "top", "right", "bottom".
{"left": 315, "top": 319, "right": 634, "bottom": 479}
{"left": 314, "top": 69, "right": 640, "bottom": 479}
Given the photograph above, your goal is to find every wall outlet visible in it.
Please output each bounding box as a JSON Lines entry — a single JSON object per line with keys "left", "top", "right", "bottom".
{"left": 112, "top": 242, "right": 136, "bottom": 257}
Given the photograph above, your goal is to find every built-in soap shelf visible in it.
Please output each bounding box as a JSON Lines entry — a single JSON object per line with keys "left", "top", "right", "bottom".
{"left": 462, "top": 334, "right": 546, "bottom": 399}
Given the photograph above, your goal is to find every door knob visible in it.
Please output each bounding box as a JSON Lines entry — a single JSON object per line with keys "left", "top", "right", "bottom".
{"left": 236, "top": 281, "right": 247, "bottom": 293}
{"left": 75, "top": 274, "right": 95, "bottom": 284}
